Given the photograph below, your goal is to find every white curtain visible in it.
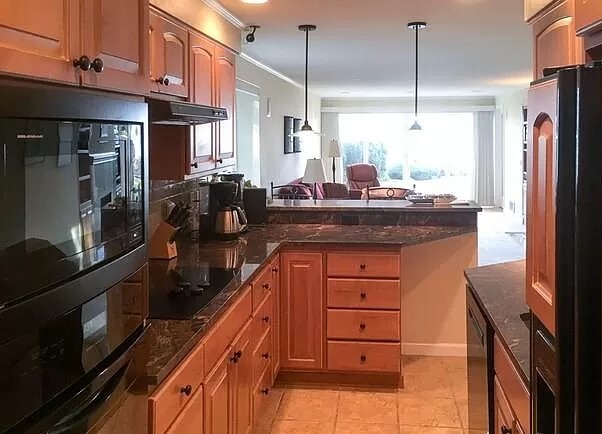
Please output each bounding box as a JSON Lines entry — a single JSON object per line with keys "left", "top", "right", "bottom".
{"left": 320, "top": 112, "right": 341, "bottom": 182}
{"left": 473, "top": 111, "right": 502, "bottom": 207}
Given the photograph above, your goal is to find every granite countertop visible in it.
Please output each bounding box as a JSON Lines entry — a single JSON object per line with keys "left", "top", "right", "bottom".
{"left": 267, "top": 199, "right": 482, "bottom": 213}
{"left": 146, "top": 224, "right": 477, "bottom": 386}
{"left": 464, "top": 260, "right": 530, "bottom": 385}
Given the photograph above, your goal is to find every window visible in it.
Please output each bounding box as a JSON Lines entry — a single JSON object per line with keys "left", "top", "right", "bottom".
{"left": 338, "top": 113, "right": 475, "bottom": 200}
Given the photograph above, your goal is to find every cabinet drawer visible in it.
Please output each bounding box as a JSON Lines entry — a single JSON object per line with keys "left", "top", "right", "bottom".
{"left": 251, "top": 290, "right": 273, "bottom": 344}
{"left": 327, "top": 252, "right": 400, "bottom": 278}
{"left": 252, "top": 329, "right": 272, "bottom": 388}
{"left": 253, "top": 364, "right": 272, "bottom": 424}
{"left": 164, "top": 384, "right": 204, "bottom": 434}
{"left": 149, "top": 342, "right": 205, "bottom": 434}
{"left": 327, "top": 309, "right": 400, "bottom": 341}
{"left": 327, "top": 279, "right": 400, "bottom": 309}
{"left": 252, "top": 264, "right": 274, "bottom": 312}
{"left": 203, "top": 286, "right": 252, "bottom": 376}
{"left": 327, "top": 341, "right": 401, "bottom": 373}
{"left": 494, "top": 335, "right": 530, "bottom": 434}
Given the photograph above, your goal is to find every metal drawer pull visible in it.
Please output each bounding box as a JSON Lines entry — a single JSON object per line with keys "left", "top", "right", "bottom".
{"left": 360, "top": 354, "right": 367, "bottom": 363}
{"left": 261, "top": 388, "right": 269, "bottom": 395}
{"left": 180, "top": 385, "right": 192, "bottom": 396}
{"left": 359, "top": 323, "right": 366, "bottom": 331}
{"left": 360, "top": 292, "right": 367, "bottom": 299}
{"left": 359, "top": 263, "right": 367, "bottom": 270}
{"left": 262, "top": 352, "right": 270, "bottom": 359}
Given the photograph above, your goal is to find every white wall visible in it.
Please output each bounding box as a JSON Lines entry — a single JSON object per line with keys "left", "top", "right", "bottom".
{"left": 236, "top": 56, "right": 321, "bottom": 188}
{"left": 496, "top": 89, "right": 527, "bottom": 221}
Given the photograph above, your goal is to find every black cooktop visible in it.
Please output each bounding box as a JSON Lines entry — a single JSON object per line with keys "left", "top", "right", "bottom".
{"left": 149, "top": 263, "right": 238, "bottom": 320}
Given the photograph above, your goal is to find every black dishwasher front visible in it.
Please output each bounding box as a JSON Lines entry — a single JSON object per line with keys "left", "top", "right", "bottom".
{"left": 466, "top": 285, "right": 493, "bottom": 434}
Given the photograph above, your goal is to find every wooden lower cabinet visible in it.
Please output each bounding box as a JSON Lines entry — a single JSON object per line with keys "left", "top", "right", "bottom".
{"left": 280, "top": 251, "right": 324, "bottom": 370}
{"left": 232, "top": 321, "right": 253, "bottom": 434}
{"left": 204, "top": 352, "right": 232, "bottom": 434}
{"left": 270, "top": 258, "right": 281, "bottom": 381}
{"left": 165, "top": 386, "right": 203, "bottom": 434}
{"left": 494, "top": 376, "right": 515, "bottom": 434}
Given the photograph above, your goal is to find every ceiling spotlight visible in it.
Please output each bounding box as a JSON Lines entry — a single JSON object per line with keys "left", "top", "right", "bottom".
{"left": 245, "top": 25, "right": 260, "bottom": 43}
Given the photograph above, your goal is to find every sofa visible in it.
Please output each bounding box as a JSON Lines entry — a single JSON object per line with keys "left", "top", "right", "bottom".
{"left": 271, "top": 179, "right": 361, "bottom": 200}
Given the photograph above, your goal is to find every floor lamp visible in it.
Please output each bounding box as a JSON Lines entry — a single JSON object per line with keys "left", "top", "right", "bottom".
{"left": 303, "top": 158, "right": 327, "bottom": 201}
{"left": 328, "top": 139, "right": 341, "bottom": 182}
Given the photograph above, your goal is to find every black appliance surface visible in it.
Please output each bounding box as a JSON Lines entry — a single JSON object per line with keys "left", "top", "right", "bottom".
{"left": 147, "top": 99, "right": 228, "bottom": 125}
{"left": 466, "top": 286, "right": 493, "bottom": 434}
{"left": 0, "top": 279, "right": 147, "bottom": 433}
{"left": 149, "top": 262, "right": 238, "bottom": 319}
{"left": 200, "top": 181, "right": 245, "bottom": 239}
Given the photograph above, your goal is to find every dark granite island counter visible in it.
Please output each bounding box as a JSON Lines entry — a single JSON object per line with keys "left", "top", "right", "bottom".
{"left": 146, "top": 223, "right": 477, "bottom": 385}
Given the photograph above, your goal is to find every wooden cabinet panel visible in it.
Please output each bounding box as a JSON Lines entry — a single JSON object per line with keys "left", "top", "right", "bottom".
{"left": 251, "top": 290, "right": 273, "bottom": 345}
{"left": 204, "top": 286, "right": 252, "bottom": 376}
{"left": 270, "top": 257, "right": 281, "bottom": 381}
{"left": 0, "top": 0, "right": 79, "bottom": 84}
{"left": 189, "top": 31, "right": 216, "bottom": 174}
{"left": 493, "top": 376, "right": 515, "bottom": 434}
{"left": 81, "top": 0, "right": 149, "bottom": 94}
{"left": 252, "top": 365, "right": 272, "bottom": 425}
{"left": 252, "top": 329, "right": 272, "bottom": 388}
{"left": 252, "top": 263, "right": 274, "bottom": 311}
{"left": 215, "top": 46, "right": 236, "bottom": 168}
{"left": 149, "top": 342, "right": 205, "bottom": 434}
{"left": 280, "top": 252, "right": 323, "bottom": 370}
{"left": 204, "top": 352, "right": 232, "bottom": 434}
{"left": 327, "top": 309, "right": 400, "bottom": 341}
{"left": 525, "top": 0, "right": 557, "bottom": 22}
{"left": 327, "top": 341, "right": 401, "bottom": 373}
{"left": 527, "top": 79, "right": 557, "bottom": 336}
{"left": 327, "top": 252, "right": 401, "bottom": 278}
{"left": 165, "top": 386, "right": 203, "bottom": 434}
{"left": 327, "top": 278, "right": 400, "bottom": 310}
{"left": 149, "top": 10, "right": 189, "bottom": 98}
{"left": 231, "top": 321, "right": 253, "bottom": 434}
{"left": 532, "top": 0, "right": 584, "bottom": 80}
{"left": 576, "top": 0, "right": 602, "bottom": 34}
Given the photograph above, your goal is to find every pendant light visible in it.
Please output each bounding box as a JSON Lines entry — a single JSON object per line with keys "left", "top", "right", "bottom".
{"left": 408, "top": 21, "right": 427, "bottom": 131}
{"left": 293, "top": 24, "right": 320, "bottom": 138}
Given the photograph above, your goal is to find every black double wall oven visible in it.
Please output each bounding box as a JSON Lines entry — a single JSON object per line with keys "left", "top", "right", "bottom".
{"left": 0, "top": 80, "right": 149, "bottom": 434}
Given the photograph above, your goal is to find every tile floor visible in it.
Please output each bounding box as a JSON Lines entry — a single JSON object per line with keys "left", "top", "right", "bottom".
{"left": 254, "top": 356, "right": 481, "bottom": 434}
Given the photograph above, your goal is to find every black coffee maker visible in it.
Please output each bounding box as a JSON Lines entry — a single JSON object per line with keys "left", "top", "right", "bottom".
{"left": 220, "top": 173, "right": 245, "bottom": 206}
{"left": 201, "top": 181, "right": 248, "bottom": 239}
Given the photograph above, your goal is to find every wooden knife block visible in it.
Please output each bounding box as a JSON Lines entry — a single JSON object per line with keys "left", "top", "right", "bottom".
{"left": 149, "top": 221, "right": 179, "bottom": 260}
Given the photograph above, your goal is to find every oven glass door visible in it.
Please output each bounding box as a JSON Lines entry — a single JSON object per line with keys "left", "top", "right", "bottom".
{"left": 0, "top": 120, "right": 144, "bottom": 308}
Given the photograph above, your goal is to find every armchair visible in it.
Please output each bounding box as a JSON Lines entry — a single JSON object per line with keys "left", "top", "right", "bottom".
{"left": 346, "top": 164, "right": 380, "bottom": 191}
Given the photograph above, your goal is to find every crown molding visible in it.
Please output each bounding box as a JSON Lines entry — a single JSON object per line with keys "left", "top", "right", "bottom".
{"left": 239, "top": 53, "right": 303, "bottom": 89}
{"left": 200, "top": 0, "right": 245, "bottom": 29}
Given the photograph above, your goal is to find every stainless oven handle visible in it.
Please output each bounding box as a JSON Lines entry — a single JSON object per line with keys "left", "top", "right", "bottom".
{"left": 468, "top": 307, "right": 485, "bottom": 347}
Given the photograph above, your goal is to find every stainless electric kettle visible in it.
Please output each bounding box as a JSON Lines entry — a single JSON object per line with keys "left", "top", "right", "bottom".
{"left": 214, "top": 205, "right": 248, "bottom": 239}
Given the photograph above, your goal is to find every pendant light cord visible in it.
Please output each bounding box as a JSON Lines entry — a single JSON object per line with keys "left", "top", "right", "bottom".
{"left": 414, "top": 24, "right": 419, "bottom": 119}
{"left": 304, "top": 27, "right": 309, "bottom": 123}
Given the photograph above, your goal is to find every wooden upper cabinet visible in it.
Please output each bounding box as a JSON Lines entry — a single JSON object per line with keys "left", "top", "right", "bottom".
{"left": 150, "top": 10, "right": 189, "bottom": 98}
{"left": 0, "top": 0, "right": 79, "bottom": 84}
{"left": 532, "top": 0, "right": 584, "bottom": 80}
{"left": 280, "top": 251, "right": 323, "bottom": 371}
{"left": 525, "top": 0, "right": 557, "bottom": 22}
{"left": 575, "top": 0, "right": 602, "bottom": 34}
{"left": 81, "top": 0, "right": 149, "bottom": 94}
{"left": 189, "top": 32, "right": 217, "bottom": 174}
{"left": 215, "top": 46, "right": 236, "bottom": 168}
{"left": 527, "top": 79, "right": 557, "bottom": 336}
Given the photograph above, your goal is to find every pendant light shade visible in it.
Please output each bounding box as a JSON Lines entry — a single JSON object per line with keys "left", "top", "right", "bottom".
{"left": 292, "top": 24, "right": 320, "bottom": 138}
{"left": 408, "top": 21, "right": 427, "bottom": 131}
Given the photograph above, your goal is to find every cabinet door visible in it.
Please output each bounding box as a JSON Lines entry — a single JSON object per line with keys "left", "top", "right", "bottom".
{"left": 189, "top": 32, "right": 217, "bottom": 174}
{"left": 576, "top": 0, "right": 602, "bottom": 34}
{"left": 215, "top": 46, "right": 236, "bottom": 169}
{"left": 526, "top": 79, "right": 557, "bottom": 336}
{"left": 149, "top": 10, "right": 189, "bottom": 98}
{"left": 204, "top": 352, "right": 233, "bottom": 434}
{"left": 0, "top": 0, "right": 79, "bottom": 84}
{"left": 525, "top": 0, "right": 556, "bottom": 22}
{"left": 494, "top": 377, "right": 515, "bottom": 434}
{"left": 280, "top": 252, "right": 323, "bottom": 370}
{"left": 532, "top": 1, "right": 583, "bottom": 80}
{"left": 165, "top": 386, "right": 204, "bottom": 434}
{"left": 231, "top": 321, "right": 253, "bottom": 434}
{"left": 271, "top": 258, "right": 281, "bottom": 381}
{"left": 81, "top": 0, "right": 149, "bottom": 94}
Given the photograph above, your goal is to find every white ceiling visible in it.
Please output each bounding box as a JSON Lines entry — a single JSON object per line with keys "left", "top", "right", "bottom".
{"left": 217, "top": 0, "right": 532, "bottom": 98}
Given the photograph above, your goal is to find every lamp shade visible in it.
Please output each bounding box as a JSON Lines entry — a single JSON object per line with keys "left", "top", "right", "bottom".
{"left": 303, "top": 158, "right": 327, "bottom": 183}
{"left": 328, "top": 139, "right": 341, "bottom": 157}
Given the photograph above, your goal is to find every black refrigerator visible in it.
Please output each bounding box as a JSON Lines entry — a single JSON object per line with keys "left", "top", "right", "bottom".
{"left": 527, "top": 64, "right": 602, "bottom": 434}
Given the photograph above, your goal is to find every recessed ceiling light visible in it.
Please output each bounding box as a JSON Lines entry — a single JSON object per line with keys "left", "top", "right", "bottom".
{"left": 241, "top": 0, "right": 268, "bottom": 4}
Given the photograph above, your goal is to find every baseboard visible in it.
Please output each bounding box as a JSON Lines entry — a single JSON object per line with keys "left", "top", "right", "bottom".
{"left": 402, "top": 343, "right": 467, "bottom": 357}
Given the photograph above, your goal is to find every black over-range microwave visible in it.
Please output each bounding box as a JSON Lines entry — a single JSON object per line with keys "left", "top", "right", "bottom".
{"left": 0, "top": 79, "right": 149, "bottom": 433}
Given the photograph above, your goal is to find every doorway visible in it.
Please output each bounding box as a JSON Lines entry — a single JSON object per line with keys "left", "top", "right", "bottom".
{"left": 236, "top": 88, "right": 260, "bottom": 186}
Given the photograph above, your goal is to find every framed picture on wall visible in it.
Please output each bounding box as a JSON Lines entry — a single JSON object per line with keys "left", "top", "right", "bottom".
{"left": 293, "top": 118, "right": 302, "bottom": 153}
{"left": 284, "top": 116, "right": 294, "bottom": 154}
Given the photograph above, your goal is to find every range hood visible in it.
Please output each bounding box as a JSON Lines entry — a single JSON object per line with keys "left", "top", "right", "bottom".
{"left": 148, "top": 99, "right": 228, "bottom": 125}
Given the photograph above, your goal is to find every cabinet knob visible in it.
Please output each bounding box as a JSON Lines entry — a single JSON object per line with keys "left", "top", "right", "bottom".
{"left": 262, "top": 352, "right": 270, "bottom": 359}
{"left": 359, "top": 263, "right": 366, "bottom": 270}
{"left": 216, "top": 158, "right": 223, "bottom": 164}
{"left": 73, "top": 55, "right": 91, "bottom": 71}
{"left": 359, "top": 323, "right": 366, "bottom": 331}
{"left": 262, "top": 283, "right": 270, "bottom": 290}
{"left": 180, "top": 385, "right": 193, "bottom": 396}
{"left": 360, "top": 354, "right": 367, "bottom": 363}
{"left": 262, "top": 316, "right": 270, "bottom": 323}
{"left": 261, "top": 388, "right": 269, "bottom": 395}
{"left": 272, "top": 267, "right": 279, "bottom": 273}
{"left": 360, "top": 292, "right": 367, "bottom": 299}
{"left": 191, "top": 162, "right": 199, "bottom": 169}
{"left": 230, "top": 350, "right": 242, "bottom": 363}
{"left": 91, "top": 57, "right": 104, "bottom": 73}
{"left": 501, "top": 427, "right": 512, "bottom": 434}
{"left": 156, "top": 76, "right": 170, "bottom": 86}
